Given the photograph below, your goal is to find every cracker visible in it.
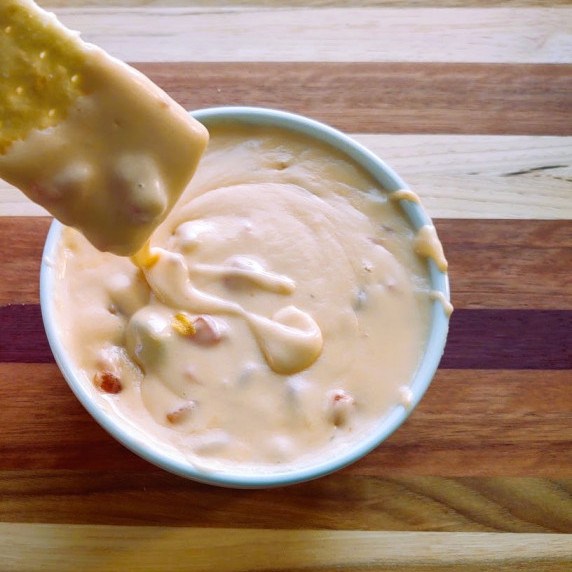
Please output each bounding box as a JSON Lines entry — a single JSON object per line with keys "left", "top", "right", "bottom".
{"left": 0, "top": 0, "right": 208, "bottom": 255}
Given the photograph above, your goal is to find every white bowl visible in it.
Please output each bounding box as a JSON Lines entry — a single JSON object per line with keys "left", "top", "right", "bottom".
{"left": 41, "top": 106, "right": 451, "bottom": 488}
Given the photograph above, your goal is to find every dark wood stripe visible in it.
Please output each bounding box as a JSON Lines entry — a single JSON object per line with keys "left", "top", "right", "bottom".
{"left": 134, "top": 62, "right": 572, "bottom": 135}
{"left": 442, "top": 309, "right": 572, "bottom": 370}
{"left": 0, "top": 217, "right": 50, "bottom": 305}
{"left": 0, "top": 304, "right": 53, "bottom": 363}
{"left": 2, "top": 219, "right": 571, "bottom": 309}
{"left": 437, "top": 219, "right": 572, "bottom": 311}
{"left": 1, "top": 304, "right": 571, "bottom": 369}
{"left": 0, "top": 365, "right": 570, "bottom": 477}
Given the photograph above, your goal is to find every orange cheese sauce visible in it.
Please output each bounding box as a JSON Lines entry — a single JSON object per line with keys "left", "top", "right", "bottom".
{"left": 51, "top": 124, "right": 441, "bottom": 474}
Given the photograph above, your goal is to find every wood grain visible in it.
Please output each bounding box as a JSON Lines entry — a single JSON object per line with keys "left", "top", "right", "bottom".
{"left": 0, "top": 469, "right": 572, "bottom": 533}
{"left": 1, "top": 365, "right": 569, "bottom": 476}
{"left": 44, "top": 7, "right": 572, "bottom": 64}
{"left": 40, "top": 1, "right": 572, "bottom": 8}
{"left": 1, "top": 471, "right": 571, "bottom": 532}
{"left": 0, "top": 218, "right": 50, "bottom": 305}
{"left": 134, "top": 62, "right": 572, "bottom": 136}
{"left": 357, "top": 135, "right": 572, "bottom": 220}
{"left": 0, "top": 524, "right": 571, "bottom": 572}
{"left": 438, "top": 219, "right": 572, "bottom": 310}
{"left": 3, "top": 135, "right": 571, "bottom": 220}
{"left": 442, "top": 310, "right": 572, "bottom": 369}
{"left": 1, "top": 2, "right": 571, "bottom": 567}
{"left": 2, "top": 218, "right": 570, "bottom": 309}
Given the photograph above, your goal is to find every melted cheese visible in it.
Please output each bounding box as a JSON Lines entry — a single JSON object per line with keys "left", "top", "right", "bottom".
{"left": 414, "top": 225, "right": 449, "bottom": 272}
{"left": 51, "top": 124, "right": 446, "bottom": 474}
{"left": 0, "top": 0, "right": 208, "bottom": 255}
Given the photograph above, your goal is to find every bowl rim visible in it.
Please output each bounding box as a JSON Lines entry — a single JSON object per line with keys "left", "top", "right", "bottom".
{"left": 40, "top": 105, "right": 451, "bottom": 488}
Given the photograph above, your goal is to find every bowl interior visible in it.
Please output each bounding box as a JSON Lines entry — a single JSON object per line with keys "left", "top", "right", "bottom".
{"left": 41, "top": 106, "right": 450, "bottom": 488}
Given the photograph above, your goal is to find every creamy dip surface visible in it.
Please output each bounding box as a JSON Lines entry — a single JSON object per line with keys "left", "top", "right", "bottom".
{"left": 51, "top": 123, "right": 445, "bottom": 474}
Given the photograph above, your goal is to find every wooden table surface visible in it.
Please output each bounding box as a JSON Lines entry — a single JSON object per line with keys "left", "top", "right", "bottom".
{"left": 1, "top": 1, "right": 571, "bottom": 570}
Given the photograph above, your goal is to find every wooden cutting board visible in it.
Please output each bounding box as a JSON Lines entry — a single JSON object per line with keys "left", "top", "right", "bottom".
{"left": 0, "top": 1, "right": 571, "bottom": 570}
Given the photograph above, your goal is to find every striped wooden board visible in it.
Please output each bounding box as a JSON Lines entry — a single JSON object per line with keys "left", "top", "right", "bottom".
{"left": 1, "top": 1, "right": 571, "bottom": 570}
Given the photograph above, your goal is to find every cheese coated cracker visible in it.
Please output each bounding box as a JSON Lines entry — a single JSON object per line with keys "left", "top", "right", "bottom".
{"left": 0, "top": 0, "right": 208, "bottom": 255}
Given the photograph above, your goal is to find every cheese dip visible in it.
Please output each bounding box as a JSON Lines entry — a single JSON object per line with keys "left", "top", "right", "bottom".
{"left": 50, "top": 122, "right": 446, "bottom": 474}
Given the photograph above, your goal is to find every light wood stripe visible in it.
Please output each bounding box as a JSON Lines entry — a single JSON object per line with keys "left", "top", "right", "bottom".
{"left": 2, "top": 135, "right": 570, "bottom": 219}
{"left": 40, "top": 7, "right": 572, "bottom": 64}
{"left": 0, "top": 524, "right": 571, "bottom": 572}
{"left": 358, "top": 135, "right": 572, "bottom": 220}
{"left": 40, "top": 1, "right": 572, "bottom": 8}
